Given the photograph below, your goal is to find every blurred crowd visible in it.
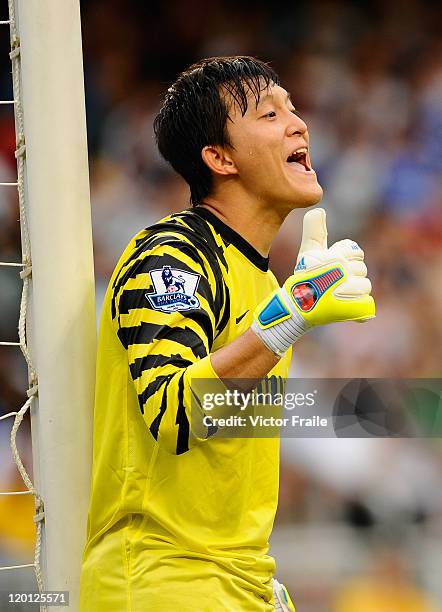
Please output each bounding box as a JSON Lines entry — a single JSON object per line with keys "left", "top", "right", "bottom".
{"left": 0, "top": 0, "right": 441, "bottom": 609}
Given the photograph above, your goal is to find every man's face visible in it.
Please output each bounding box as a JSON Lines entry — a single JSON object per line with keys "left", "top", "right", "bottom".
{"left": 225, "top": 83, "right": 323, "bottom": 211}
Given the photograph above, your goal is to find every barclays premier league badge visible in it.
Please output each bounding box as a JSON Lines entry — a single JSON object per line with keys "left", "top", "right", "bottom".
{"left": 147, "top": 266, "right": 201, "bottom": 313}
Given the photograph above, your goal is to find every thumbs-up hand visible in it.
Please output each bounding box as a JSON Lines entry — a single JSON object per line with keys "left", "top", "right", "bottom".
{"left": 291, "top": 208, "right": 374, "bottom": 321}
{"left": 251, "top": 208, "right": 375, "bottom": 357}
{"left": 297, "top": 207, "right": 328, "bottom": 254}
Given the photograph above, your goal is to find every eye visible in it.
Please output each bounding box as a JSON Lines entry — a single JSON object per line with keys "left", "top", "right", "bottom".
{"left": 290, "top": 108, "right": 301, "bottom": 117}
{"left": 263, "top": 111, "right": 276, "bottom": 119}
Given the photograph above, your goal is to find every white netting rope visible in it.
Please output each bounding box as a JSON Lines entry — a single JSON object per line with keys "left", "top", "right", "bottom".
{"left": 0, "top": 1, "right": 46, "bottom": 607}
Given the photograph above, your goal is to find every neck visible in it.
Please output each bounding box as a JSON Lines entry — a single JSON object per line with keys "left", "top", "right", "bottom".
{"left": 200, "top": 187, "right": 287, "bottom": 257}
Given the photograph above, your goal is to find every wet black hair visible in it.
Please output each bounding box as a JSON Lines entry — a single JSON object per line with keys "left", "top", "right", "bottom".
{"left": 153, "top": 56, "right": 280, "bottom": 205}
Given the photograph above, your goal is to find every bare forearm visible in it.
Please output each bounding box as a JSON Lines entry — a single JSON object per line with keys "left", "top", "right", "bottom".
{"left": 210, "top": 328, "right": 279, "bottom": 380}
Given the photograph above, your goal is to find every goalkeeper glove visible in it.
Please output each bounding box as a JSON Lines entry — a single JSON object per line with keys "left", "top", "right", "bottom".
{"left": 273, "top": 578, "right": 296, "bottom": 611}
{"left": 251, "top": 208, "right": 375, "bottom": 358}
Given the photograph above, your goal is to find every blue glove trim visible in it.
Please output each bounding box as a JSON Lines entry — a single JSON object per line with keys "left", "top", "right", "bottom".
{"left": 258, "top": 293, "right": 290, "bottom": 327}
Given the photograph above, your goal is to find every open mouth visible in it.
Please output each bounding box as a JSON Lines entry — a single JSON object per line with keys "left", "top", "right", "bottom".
{"left": 286, "top": 147, "right": 313, "bottom": 173}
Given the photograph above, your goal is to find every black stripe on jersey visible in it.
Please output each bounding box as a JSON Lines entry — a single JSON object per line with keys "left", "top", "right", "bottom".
{"left": 130, "top": 353, "right": 192, "bottom": 381}
{"left": 176, "top": 373, "right": 190, "bottom": 455}
{"left": 166, "top": 241, "right": 210, "bottom": 273}
{"left": 189, "top": 387, "right": 219, "bottom": 439}
{"left": 149, "top": 380, "right": 170, "bottom": 440}
{"left": 168, "top": 213, "right": 229, "bottom": 328}
{"left": 215, "top": 282, "right": 230, "bottom": 339}
{"left": 185, "top": 310, "right": 214, "bottom": 348}
{"left": 138, "top": 374, "right": 170, "bottom": 414}
{"left": 119, "top": 289, "right": 151, "bottom": 315}
{"left": 129, "top": 228, "right": 214, "bottom": 279}
{"left": 270, "top": 375, "right": 278, "bottom": 397}
{"left": 132, "top": 235, "right": 213, "bottom": 282}
{"left": 121, "top": 307, "right": 214, "bottom": 349}
{"left": 118, "top": 321, "right": 207, "bottom": 359}
{"left": 172, "top": 211, "right": 229, "bottom": 271}
{"left": 192, "top": 206, "right": 270, "bottom": 272}
{"left": 111, "top": 252, "right": 161, "bottom": 320}
{"left": 122, "top": 307, "right": 214, "bottom": 349}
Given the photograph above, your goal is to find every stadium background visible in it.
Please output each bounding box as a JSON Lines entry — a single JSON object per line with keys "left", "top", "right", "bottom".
{"left": 0, "top": 0, "right": 441, "bottom": 609}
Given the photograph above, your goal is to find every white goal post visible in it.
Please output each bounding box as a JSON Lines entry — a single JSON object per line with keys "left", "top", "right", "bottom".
{"left": 9, "top": 1, "right": 96, "bottom": 610}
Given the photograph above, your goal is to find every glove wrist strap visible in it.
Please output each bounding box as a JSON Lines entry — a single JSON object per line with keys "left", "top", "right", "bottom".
{"left": 251, "top": 288, "right": 310, "bottom": 358}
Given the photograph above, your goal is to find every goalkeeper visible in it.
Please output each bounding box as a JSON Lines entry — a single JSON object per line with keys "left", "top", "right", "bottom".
{"left": 80, "top": 56, "right": 374, "bottom": 611}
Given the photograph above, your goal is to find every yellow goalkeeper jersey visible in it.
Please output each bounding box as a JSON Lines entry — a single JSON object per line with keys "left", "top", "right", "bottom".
{"left": 79, "top": 206, "right": 291, "bottom": 612}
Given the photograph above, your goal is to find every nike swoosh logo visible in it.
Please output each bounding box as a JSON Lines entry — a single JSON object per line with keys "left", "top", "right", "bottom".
{"left": 235, "top": 310, "right": 249, "bottom": 324}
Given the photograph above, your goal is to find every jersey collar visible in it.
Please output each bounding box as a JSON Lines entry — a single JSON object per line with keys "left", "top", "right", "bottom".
{"left": 191, "top": 206, "right": 269, "bottom": 272}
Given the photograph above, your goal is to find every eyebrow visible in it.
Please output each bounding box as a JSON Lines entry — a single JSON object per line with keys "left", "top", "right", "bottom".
{"left": 257, "top": 91, "right": 292, "bottom": 107}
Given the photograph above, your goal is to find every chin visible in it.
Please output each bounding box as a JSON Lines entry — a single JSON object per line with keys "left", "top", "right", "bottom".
{"left": 289, "top": 181, "right": 323, "bottom": 210}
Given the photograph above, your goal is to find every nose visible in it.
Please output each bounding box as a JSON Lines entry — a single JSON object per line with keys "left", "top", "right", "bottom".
{"left": 286, "top": 112, "right": 308, "bottom": 138}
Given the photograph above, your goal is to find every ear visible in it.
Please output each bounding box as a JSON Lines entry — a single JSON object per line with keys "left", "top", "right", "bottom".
{"left": 201, "top": 145, "right": 238, "bottom": 177}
